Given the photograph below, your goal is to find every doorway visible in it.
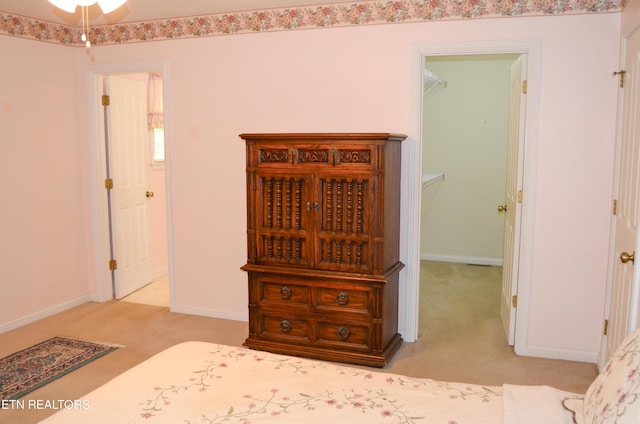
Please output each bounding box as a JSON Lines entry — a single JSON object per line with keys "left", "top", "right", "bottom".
{"left": 106, "top": 73, "right": 169, "bottom": 306}
{"left": 89, "top": 63, "right": 172, "bottom": 308}
{"left": 420, "top": 53, "right": 521, "bottom": 347}
{"left": 405, "top": 42, "right": 539, "bottom": 354}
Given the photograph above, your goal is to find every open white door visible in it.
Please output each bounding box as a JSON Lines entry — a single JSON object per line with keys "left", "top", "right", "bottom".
{"left": 500, "top": 55, "right": 527, "bottom": 346}
{"left": 600, "top": 28, "right": 640, "bottom": 368}
{"left": 106, "top": 74, "right": 154, "bottom": 299}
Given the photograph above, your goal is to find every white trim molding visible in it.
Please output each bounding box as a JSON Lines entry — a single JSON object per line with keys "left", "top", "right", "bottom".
{"left": 0, "top": 295, "right": 92, "bottom": 334}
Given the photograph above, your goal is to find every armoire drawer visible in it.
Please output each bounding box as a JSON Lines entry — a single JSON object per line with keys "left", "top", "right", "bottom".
{"left": 257, "top": 313, "right": 372, "bottom": 351}
{"left": 252, "top": 275, "right": 372, "bottom": 317}
{"left": 316, "top": 286, "right": 372, "bottom": 316}
{"left": 316, "top": 320, "right": 371, "bottom": 351}
{"left": 258, "top": 281, "right": 310, "bottom": 308}
{"left": 259, "top": 315, "right": 311, "bottom": 343}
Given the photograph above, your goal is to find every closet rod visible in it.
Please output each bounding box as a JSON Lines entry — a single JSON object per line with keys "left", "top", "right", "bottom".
{"left": 424, "top": 68, "right": 447, "bottom": 95}
{"left": 422, "top": 172, "right": 445, "bottom": 188}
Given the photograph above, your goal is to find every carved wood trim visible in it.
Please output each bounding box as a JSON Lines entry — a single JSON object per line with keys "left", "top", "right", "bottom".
{"left": 298, "top": 149, "right": 329, "bottom": 164}
{"left": 259, "top": 149, "right": 289, "bottom": 163}
{"left": 337, "top": 149, "right": 371, "bottom": 164}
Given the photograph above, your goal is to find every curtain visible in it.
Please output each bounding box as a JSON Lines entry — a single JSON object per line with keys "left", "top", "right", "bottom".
{"left": 147, "top": 73, "right": 163, "bottom": 129}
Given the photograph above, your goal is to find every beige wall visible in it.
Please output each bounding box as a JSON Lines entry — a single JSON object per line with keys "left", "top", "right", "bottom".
{"left": 0, "top": 38, "right": 92, "bottom": 325}
{"left": 0, "top": 12, "right": 622, "bottom": 362}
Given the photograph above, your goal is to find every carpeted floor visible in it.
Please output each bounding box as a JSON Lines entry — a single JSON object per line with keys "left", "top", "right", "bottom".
{"left": 0, "top": 261, "right": 598, "bottom": 423}
{"left": 390, "top": 261, "right": 598, "bottom": 390}
{"left": 120, "top": 275, "right": 169, "bottom": 307}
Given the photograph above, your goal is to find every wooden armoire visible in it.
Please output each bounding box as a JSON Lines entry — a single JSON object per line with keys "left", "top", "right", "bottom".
{"left": 240, "top": 133, "right": 406, "bottom": 367}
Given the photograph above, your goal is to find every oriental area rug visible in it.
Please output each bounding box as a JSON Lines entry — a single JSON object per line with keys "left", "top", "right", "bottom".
{"left": 0, "top": 336, "right": 120, "bottom": 400}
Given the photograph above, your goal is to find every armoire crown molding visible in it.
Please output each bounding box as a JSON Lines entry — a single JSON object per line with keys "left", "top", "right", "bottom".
{"left": 0, "top": 0, "right": 622, "bottom": 46}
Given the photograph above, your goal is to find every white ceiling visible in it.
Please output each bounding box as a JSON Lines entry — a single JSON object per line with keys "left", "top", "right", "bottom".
{"left": 0, "top": 0, "right": 372, "bottom": 26}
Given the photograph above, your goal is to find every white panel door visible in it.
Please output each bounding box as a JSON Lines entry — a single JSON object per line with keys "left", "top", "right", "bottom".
{"left": 108, "top": 75, "right": 153, "bottom": 299}
{"left": 601, "top": 28, "right": 640, "bottom": 367}
{"left": 500, "top": 55, "right": 527, "bottom": 345}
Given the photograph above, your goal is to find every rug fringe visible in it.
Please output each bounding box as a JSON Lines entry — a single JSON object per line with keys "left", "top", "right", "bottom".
{"left": 57, "top": 336, "right": 125, "bottom": 348}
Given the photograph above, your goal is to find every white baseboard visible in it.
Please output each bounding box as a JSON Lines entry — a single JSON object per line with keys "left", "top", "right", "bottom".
{"left": 171, "top": 304, "right": 248, "bottom": 322}
{"left": 420, "top": 253, "right": 503, "bottom": 267}
{"left": 516, "top": 344, "right": 598, "bottom": 364}
{"left": 0, "top": 295, "right": 92, "bottom": 335}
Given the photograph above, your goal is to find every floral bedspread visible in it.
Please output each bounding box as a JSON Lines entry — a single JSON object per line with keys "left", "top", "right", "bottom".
{"left": 39, "top": 341, "right": 578, "bottom": 423}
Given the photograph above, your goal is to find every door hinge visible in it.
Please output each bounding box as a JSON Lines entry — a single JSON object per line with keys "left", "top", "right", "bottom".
{"left": 102, "top": 94, "right": 110, "bottom": 106}
{"left": 613, "top": 199, "right": 617, "bottom": 215}
{"left": 613, "top": 70, "right": 626, "bottom": 88}
{"left": 105, "top": 178, "right": 113, "bottom": 190}
{"left": 604, "top": 319, "right": 609, "bottom": 336}
{"left": 517, "top": 190, "right": 523, "bottom": 203}
{"left": 521, "top": 80, "right": 527, "bottom": 94}
{"left": 109, "top": 259, "right": 117, "bottom": 271}
{"left": 512, "top": 295, "right": 517, "bottom": 308}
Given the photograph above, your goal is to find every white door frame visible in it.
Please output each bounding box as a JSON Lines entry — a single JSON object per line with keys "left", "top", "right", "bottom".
{"left": 86, "top": 61, "right": 174, "bottom": 307}
{"left": 402, "top": 40, "right": 541, "bottom": 355}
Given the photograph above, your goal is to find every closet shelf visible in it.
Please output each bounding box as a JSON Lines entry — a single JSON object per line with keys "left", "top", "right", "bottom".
{"left": 424, "top": 68, "right": 447, "bottom": 95}
{"left": 422, "top": 172, "right": 445, "bottom": 188}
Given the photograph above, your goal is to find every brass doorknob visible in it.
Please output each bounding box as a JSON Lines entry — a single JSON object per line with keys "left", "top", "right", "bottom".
{"left": 146, "top": 191, "right": 154, "bottom": 198}
{"left": 620, "top": 251, "right": 635, "bottom": 264}
{"left": 497, "top": 205, "right": 508, "bottom": 213}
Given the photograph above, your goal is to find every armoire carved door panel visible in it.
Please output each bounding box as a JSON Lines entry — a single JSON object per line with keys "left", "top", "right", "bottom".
{"left": 316, "top": 176, "right": 374, "bottom": 273}
{"left": 255, "top": 173, "right": 313, "bottom": 267}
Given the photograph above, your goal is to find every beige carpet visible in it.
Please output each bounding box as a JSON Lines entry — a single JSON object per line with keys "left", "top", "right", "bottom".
{"left": 0, "top": 261, "right": 598, "bottom": 423}
{"left": 389, "top": 261, "right": 598, "bottom": 390}
{"left": 120, "top": 275, "right": 169, "bottom": 307}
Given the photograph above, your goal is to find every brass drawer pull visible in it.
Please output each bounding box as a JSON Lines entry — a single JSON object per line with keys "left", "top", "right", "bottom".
{"left": 280, "top": 319, "right": 292, "bottom": 332}
{"left": 337, "top": 326, "right": 350, "bottom": 340}
{"left": 336, "top": 292, "right": 349, "bottom": 305}
{"left": 280, "top": 286, "right": 292, "bottom": 299}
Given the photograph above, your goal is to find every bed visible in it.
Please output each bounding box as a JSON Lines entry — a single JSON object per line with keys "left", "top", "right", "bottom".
{"left": 40, "top": 328, "right": 640, "bottom": 424}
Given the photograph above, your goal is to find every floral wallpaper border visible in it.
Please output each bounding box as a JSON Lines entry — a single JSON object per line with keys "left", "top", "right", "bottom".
{"left": 0, "top": 0, "right": 623, "bottom": 46}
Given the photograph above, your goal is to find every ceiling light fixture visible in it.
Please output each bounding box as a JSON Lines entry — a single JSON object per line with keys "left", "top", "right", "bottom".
{"left": 48, "top": 0, "right": 127, "bottom": 47}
